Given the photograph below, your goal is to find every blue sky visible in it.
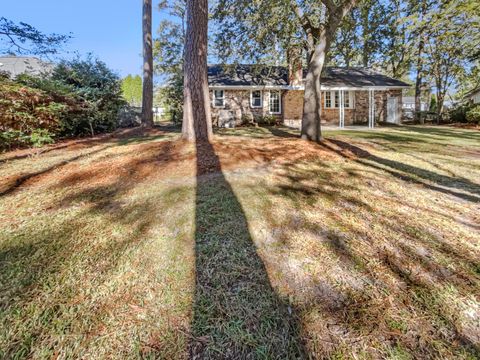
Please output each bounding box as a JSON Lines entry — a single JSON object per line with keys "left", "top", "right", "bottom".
{"left": 2, "top": 0, "right": 164, "bottom": 77}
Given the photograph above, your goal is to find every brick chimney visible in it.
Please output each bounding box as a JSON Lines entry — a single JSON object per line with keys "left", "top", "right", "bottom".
{"left": 288, "top": 47, "right": 303, "bottom": 87}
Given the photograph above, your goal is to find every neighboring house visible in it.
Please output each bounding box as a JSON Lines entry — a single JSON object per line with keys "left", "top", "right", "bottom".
{"left": 208, "top": 64, "right": 410, "bottom": 128}
{"left": 465, "top": 88, "right": 480, "bottom": 105}
{"left": 402, "top": 96, "right": 428, "bottom": 120}
{"left": 0, "top": 56, "right": 53, "bottom": 78}
{"left": 402, "top": 96, "right": 428, "bottom": 111}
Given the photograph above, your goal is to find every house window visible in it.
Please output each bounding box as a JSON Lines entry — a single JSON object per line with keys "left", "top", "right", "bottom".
{"left": 344, "top": 91, "right": 350, "bottom": 108}
{"left": 213, "top": 90, "right": 225, "bottom": 108}
{"left": 250, "top": 90, "right": 262, "bottom": 108}
{"left": 324, "top": 91, "right": 354, "bottom": 109}
{"left": 269, "top": 91, "right": 281, "bottom": 114}
{"left": 324, "top": 91, "right": 332, "bottom": 108}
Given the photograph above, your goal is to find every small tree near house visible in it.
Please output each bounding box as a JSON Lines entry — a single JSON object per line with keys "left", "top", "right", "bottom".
{"left": 214, "top": 0, "right": 358, "bottom": 142}
{"left": 292, "top": 0, "right": 358, "bottom": 141}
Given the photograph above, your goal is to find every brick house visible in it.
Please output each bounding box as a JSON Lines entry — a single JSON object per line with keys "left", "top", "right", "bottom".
{"left": 207, "top": 64, "right": 410, "bottom": 128}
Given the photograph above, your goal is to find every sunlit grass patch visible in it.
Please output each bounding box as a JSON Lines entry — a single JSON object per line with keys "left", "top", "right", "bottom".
{"left": 0, "top": 124, "right": 479, "bottom": 358}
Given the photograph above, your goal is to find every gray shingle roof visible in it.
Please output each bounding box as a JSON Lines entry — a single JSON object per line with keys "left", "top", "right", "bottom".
{"left": 0, "top": 56, "right": 54, "bottom": 78}
{"left": 208, "top": 64, "right": 410, "bottom": 88}
{"left": 321, "top": 67, "right": 410, "bottom": 88}
{"left": 208, "top": 65, "right": 289, "bottom": 86}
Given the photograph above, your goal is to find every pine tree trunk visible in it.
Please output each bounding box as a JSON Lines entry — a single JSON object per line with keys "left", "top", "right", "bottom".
{"left": 142, "top": 0, "right": 154, "bottom": 127}
{"left": 301, "top": 34, "right": 328, "bottom": 142}
{"left": 414, "top": 37, "right": 425, "bottom": 124}
{"left": 414, "top": 69, "right": 424, "bottom": 124}
{"left": 182, "top": 0, "right": 212, "bottom": 142}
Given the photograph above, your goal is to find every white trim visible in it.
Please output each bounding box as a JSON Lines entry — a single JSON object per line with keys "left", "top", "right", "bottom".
{"left": 210, "top": 85, "right": 286, "bottom": 90}
{"left": 250, "top": 90, "right": 263, "bottom": 108}
{"left": 269, "top": 90, "right": 282, "bottom": 114}
{"left": 323, "top": 90, "right": 354, "bottom": 109}
{"left": 339, "top": 90, "right": 345, "bottom": 128}
{"left": 209, "top": 85, "right": 409, "bottom": 91}
{"left": 212, "top": 89, "right": 225, "bottom": 108}
{"left": 324, "top": 91, "right": 332, "bottom": 108}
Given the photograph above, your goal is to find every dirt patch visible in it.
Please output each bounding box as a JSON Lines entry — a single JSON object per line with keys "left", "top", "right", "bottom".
{"left": 1, "top": 131, "right": 343, "bottom": 197}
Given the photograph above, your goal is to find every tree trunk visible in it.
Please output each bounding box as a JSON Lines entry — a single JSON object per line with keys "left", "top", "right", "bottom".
{"left": 301, "top": 33, "right": 328, "bottom": 142}
{"left": 414, "top": 38, "right": 425, "bottom": 124}
{"left": 182, "top": 0, "right": 212, "bottom": 142}
{"left": 361, "top": 7, "right": 369, "bottom": 67}
{"left": 414, "top": 80, "right": 423, "bottom": 124}
{"left": 436, "top": 94, "right": 444, "bottom": 125}
{"left": 142, "top": 0, "right": 154, "bottom": 127}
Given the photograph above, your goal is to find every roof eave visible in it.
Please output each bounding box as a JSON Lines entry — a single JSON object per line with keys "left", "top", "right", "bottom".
{"left": 208, "top": 85, "right": 411, "bottom": 90}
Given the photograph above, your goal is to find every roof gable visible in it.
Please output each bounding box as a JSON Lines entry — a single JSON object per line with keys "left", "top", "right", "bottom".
{"left": 0, "top": 56, "right": 53, "bottom": 78}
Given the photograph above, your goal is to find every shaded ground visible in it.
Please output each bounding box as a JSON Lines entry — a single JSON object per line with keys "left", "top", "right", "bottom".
{"left": 0, "top": 124, "right": 479, "bottom": 359}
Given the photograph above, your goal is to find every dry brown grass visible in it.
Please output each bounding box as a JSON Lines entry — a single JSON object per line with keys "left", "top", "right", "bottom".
{"left": 0, "top": 124, "right": 479, "bottom": 359}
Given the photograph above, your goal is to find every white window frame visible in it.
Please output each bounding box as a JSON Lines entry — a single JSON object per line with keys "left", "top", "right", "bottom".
{"left": 213, "top": 89, "right": 225, "bottom": 108}
{"left": 250, "top": 90, "right": 263, "bottom": 108}
{"left": 324, "top": 91, "right": 332, "bottom": 108}
{"left": 269, "top": 90, "right": 282, "bottom": 114}
{"left": 323, "top": 91, "right": 354, "bottom": 109}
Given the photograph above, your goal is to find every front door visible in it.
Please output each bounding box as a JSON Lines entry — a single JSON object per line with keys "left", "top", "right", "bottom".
{"left": 387, "top": 96, "right": 399, "bottom": 124}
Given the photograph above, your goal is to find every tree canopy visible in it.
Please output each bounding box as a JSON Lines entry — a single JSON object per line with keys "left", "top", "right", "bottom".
{"left": 121, "top": 75, "right": 142, "bottom": 107}
{"left": 0, "top": 17, "right": 70, "bottom": 56}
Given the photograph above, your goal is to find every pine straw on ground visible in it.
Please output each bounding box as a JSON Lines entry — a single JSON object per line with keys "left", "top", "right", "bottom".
{"left": 0, "top": 125, "right": 479, "bottom": 359}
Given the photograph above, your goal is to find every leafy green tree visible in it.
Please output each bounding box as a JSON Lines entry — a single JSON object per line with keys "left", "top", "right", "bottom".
{"left": 0, "top": 17, "right": 70, "bottom": 56}
{"left": 155, "top": 0, "right": 186, "bottom": 74}
{"left": 420, "top": 0, "right": 479, "bottom": 121}
{"left": 214, "top": 0, "right": 357, "bottom": 142}
{"left": 52, "top": 55, "right": 125, "bottom": 136}
{"left": 359, "top": 0, "right": 387, "bottom": 67}
{"left": 154, "top": 0, "right": 186, "bottom": 123}
{"left": 331, "top": 0, "right": 387, "bottom": 68}
{"left": 121, "top": 75, "right": 142, "bottom": 107}
{"left": 405, "top": 0, "right": 434, "bottom": 123}
{"left": 380, "top": 0, "right": 412, "bottom": 78}
{"left": 330, "top": 9, "right": 361, "bottom": 66}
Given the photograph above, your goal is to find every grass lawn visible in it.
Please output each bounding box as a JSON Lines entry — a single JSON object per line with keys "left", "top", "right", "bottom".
{"left": 0, "top": 125, "right": 479, "bottom": 359}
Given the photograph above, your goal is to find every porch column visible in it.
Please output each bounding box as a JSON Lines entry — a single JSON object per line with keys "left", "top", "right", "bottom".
{"left": 339, "top": 90, "right": 345, "bottom": 128}
{"left": 368, "top": 89, "right": 375, "bottom": 129}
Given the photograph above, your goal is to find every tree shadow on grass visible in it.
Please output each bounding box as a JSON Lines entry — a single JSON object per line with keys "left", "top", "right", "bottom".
{"left": 395, "top": 126, "right": 480, "bottom": 142}
{"left": 0, "top": 145, "right": 115, "bottom": 197}
{"left": 260, "top": 157, "right": 480, "bottom": 357}
{"left": 322, "top": 139, "right": 480, "bottom": 203}
{"left": 190, "top": 139, "right": 306, "bottom": 358}
{"left": 0, "top": 138, "right": 193, "bottom": 358}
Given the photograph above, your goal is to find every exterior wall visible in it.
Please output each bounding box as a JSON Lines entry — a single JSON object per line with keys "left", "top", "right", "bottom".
{"left": 283, "top": 90, "right": 303, "bottom": 129}
{"left": 468, "top": 91, "right": 480, "bottom": 104}
{"left": 354, "top": 90, "right": 390, "bottom": 124}
{"left": 209, "top": 90, "right": 282, "bottom": 127}
{"left": 282, "top": 89, "right": 403, "bottom": 128}
{"left": 209, "top": 88, "right": 403, "bottom": 128}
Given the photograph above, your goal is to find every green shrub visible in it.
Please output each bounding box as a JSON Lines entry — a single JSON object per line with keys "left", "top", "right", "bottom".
{"left": 466, "top": 104, "right": 480, "bottom": 124}
{"left": 52, "top": 56, "right": 126, "bottom": 136}
{"left": 257, "top": 115, "right": 278, "bottom": 125}
{"left": 0, "top": 78, "right": 69, "bottom": 150}
{"left": 448, "top": 105, "right": 469, "bottom": 123}
{"left": 157, "top": 72, "right": 183, "bottom": 124}
{"left": 29, "top": 129, "right": 55, "bottom": 147}
{"left": 1, "top": 56, "right": 125, "bottom": 151}
{"left": 0, "top": 130, "right": 26, "bottom": 150}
